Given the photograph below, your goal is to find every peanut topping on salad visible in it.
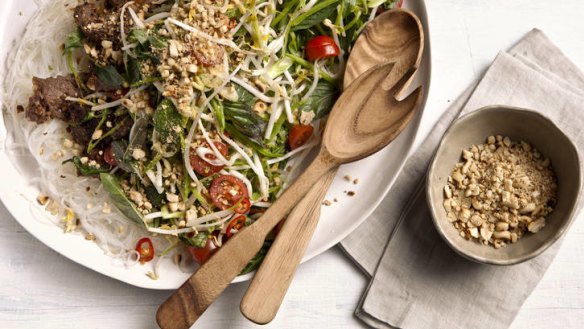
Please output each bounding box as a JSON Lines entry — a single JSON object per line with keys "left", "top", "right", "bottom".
{"left": 14, "top": 0, "right": 403, "bottom": 276}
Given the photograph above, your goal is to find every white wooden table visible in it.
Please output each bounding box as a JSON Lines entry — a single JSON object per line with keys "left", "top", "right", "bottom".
{"left": 2, "top": 1, "right": 584, "bottom": 328}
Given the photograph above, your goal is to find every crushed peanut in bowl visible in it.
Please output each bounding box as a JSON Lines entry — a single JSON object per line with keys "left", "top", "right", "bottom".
{"left": 443, "top": 135, "right": 558, "bottom": 249}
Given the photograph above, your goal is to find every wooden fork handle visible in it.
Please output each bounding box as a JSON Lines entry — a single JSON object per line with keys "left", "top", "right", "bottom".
{"left": 240, "top": 169, "right": 337, "bottom": 324}
{"left": 156, "top": 150, "right": 338, "bottom": 329}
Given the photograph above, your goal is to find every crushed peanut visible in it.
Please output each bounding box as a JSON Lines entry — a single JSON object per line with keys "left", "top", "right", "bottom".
{"left": 36, "top": 193, "right": 50, "bottom": 206}
{"left": 443, "top": 135, "right": 557, "bottom": 248}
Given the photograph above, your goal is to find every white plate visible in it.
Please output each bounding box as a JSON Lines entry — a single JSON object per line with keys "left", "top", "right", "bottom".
{"left": 0, "top": 0, "right": 431, "bottom": 289}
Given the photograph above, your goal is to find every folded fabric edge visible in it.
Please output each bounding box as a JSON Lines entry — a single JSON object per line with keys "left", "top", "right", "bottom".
{"left": 511, "top": 29, "right": 584, "bottom": 87}
{"left": 355, "top": 307, "right": 399, "bottom": 329}
{"left": 342, "top": 29, "right": 584, "bottom": 329}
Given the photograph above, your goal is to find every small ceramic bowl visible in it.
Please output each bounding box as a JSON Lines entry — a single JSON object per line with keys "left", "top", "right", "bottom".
{"left": 427, "top": 105, "right": 581, "bottom": 265}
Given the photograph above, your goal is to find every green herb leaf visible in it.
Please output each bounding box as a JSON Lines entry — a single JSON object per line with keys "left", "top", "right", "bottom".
{"left": 64, "top": 29, "right": 83, "bottom": 53}
{"left": 153, "top": 99, "right": 183, "bottom": 146}
{"left": 180, "top": 232, "right": 209, "bottom": 248}
{"left": 100, "top": 173, "right": 146, "bottom": 228}
{"left": 268, "top": 115, "right": 289, "bottom": 158}
{"left": 267, "top": 57, "right": 294, "bottom": 79}
{"left": 272, "top": 0, "right": 299, "bottom": 28}
{"left": 148, "top": 34, "right": 167, "bottom": 48}
{"left": 225, "top": 7, "right": 241, "bottom": 19}
{"left": 292, "top": 2, "right": 338, "bottom": 31}
{"left": 126, "top": 58, "right": 143, "bottom": 84}
{"left": 233, "top": 84, "right": 257, "bottom": 105}
{"left": 367, "top": 0, "right": 386, "bottom": 8}
{"left": 298, "top": 80, "right": 340, "bottom": 119}
{"left": 223, "top": 86, "right": 267, "bottom": 145}
{"left": 111, "top": 140, "right": 135, "bottom": 173}
{"left": 64, "top": 29, "right": 85, "bottom": 88}
{"left": 110, "top": 113, "right": 149, "bottom": 176}
{"left": 192, "top": 232, "right": 209, "bottom": 248}
{"left": 127, "top": 29, "right": 148, "bottom": 44}
{"left": 95, "top": 65, "right": 125, "bottom": 89}
{"left": 128, "top": 23, "right": 167, "bottom": 59}
{"left": 64, "top": 156, "right": 110, "bottom": 176}
{"left": 211, "top": 98, "right": 225, "bottom": 132}
{"left": 224, "top": 123, "right": 284, "bottom": 158}
{"left": 128, "top": 112, "right": 150, "bottom": 150}
{"left": 224, "top": 109, "right": 266, "bottom": 146}
{"left": 144, "top": 185, "right": 165, "bottom": 209}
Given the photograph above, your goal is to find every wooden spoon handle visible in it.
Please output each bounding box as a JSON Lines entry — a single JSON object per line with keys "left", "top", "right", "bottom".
{"left": 156, "top": 219, "right": 266, "bottom": 329}
{"left": 239, "top": 169, "right": 337, "bottom": 324}
{"left": 156, "top": 150, "right": 338, "bottom": 329}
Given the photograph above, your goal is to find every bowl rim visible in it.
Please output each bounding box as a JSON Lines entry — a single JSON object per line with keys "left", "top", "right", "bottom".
{"left": 426, "top": 104, "right": 582, "bottom": 265}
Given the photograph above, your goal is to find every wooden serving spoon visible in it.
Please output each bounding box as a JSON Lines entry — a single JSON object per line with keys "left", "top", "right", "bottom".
{"left": 239, "top": 8, "right": 425, "bottom": 325}
{"left": 156, "top": 61, "right": 423, "bottom": 329}
{"left": 156, "top": 17, "right": 424, "bottom": 329}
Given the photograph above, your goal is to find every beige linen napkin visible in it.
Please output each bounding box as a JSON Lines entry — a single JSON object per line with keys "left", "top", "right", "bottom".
{"left": 339, "top": 29, "right": 584, "bottom": 329}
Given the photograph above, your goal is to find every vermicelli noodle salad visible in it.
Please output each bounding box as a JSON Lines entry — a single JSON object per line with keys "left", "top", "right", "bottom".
{"left": 2, "top": 0, "right": 401, "bottom": 278}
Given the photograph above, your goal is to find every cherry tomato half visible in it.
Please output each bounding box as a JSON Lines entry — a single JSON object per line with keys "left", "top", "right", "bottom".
{"left": 288, "top": 124, "right": 314, "bottom": 150}
{"left": 187, "top": 238, "right": 216, "bottom": 264}
{"left": 209, "top": 175, "right": 249, "bottom": 210}
{"left": 233, "top": 197, "right": 251, "bottom": 214}
{"left": 305, "top": 36, "right": 340, "bottom": 62}
{"left": 225, "top": 215, "right": 246, "bottom": 238}
{"left": 397, "top": 0, "right": 404, "bottom": 8}
{"left": 103, "top": 144, "right": 117, "bottom": 167}
{"left": 189, "top": 141, "right": 229, "bottom": 177}
{"left": 135, "top": 237, "right": 154, "bottom": 264}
